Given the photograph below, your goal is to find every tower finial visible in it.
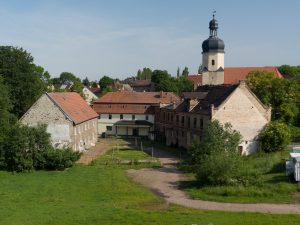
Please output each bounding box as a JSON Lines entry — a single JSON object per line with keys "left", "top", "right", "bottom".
{"left": 213, "top": 10, "right": 216, "bottom": 19}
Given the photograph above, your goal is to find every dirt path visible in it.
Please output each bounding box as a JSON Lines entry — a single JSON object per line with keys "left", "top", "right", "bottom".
{"left": 127, "top": 148, "right": 300, "bottom": 214}
{"left": 77, "top": 138, "right": 131, "bottom": 165}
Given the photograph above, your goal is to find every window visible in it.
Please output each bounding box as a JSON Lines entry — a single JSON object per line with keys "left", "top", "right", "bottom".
{"left": 132, "top": 115, "right": 135, "bottom": 120}
{"left": 181, "top": 116, "right": 185, "bottom": 125}
{"left": 98, "top": 114, "right": 101, "bottom": 119}
{"left": 106, "top": 126, "right": 112, "bottom": 131}
{"left": 176, "top": 115, "right": 179, "bottom": 124}
{"left": 120, "top": 114, "right": 123, "bottom": 119}
{"left": 167, "top": 113, "right": 170, "bottom": 121}
{"left": 171, "top": 114, "right": 173, "bottom": 122}
{"left": 145, "top": 115, "right": 149, "bottom": 120}
{"left": 109, "top": 114, "right": 112, "bottom": 120}
{"left": 193, "top": 118, "right": 197, "bottom": 128}
{"left": 182, "top": 131, "right": 184, "bottom": 137}
{"left": 187, "top": 117, "right": 190, "bottom": 128}
{"left": 212, "top": 59, "right": 215, "bottom": 66}
{"left": 200, "top": 118, "right": 203, "bottom": 129}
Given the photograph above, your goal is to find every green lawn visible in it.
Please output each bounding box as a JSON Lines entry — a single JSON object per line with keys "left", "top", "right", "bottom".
{"left": 0, "top": 150, "right": 300, "bottom": 224}
{"left": 183, "top": 151, "right": 300, "bottom": 204}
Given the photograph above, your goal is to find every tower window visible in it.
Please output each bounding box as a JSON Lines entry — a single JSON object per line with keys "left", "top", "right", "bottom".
{"left": 212, "top": 60, "right": 215, "bottom": 66}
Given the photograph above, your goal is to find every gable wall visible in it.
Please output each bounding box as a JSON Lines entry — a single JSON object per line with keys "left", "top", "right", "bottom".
{"left": 20, "top": 94, "right": 73, "bottom": 148}
{"left": 212, "top": 85, "right": 271, "bottom": 154}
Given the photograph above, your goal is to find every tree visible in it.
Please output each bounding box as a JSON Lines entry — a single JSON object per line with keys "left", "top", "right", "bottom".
{"left": 198, "top": 64, "right": 203, "bottom": 74}
{"left": 82, "top": 77, "right": 90, "bottom": 87}
{"left": 278, "top": 65, "right": 300, "bottom": 79}
{"left": 260, "top": 122, "right": 291, "bottom": 153}
{"left": 176, "top": 76, "right": 194, "bottom": 95}
{"left": 0, "top": 46, "right": 46, "bottom": 118}
{"left": 190, "top": 121, "right": 242, "bottom": 185}
{"left": 246, "top": 70, "right": 298, "bottom": 123}
{"left": 99, "top": 76, "right": 113, "bottom": 91}
{"left": 137, "top": 69, "right": 142, "bottom": 80}
{"left": 182, "top": 67, "right": 189, "bottom": 77}
{"left": 177, "top": 67, "right": 180, "bottom": 78}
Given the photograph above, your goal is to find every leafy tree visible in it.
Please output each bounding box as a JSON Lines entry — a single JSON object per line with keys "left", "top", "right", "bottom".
{"left": 182, "top": 67, "right": 189, "bottom": 77}
{"left": 137, "top": 69, "right": 142, "bottom": 79}
{"left": 91, "top": 81, "right": 99, "bottom": 88}
{"left": 151, "top": 70, "right": 170, "bottom": 84}
{"left": 278, "top": 65, "right": 300, "bottom": 79}
{"left": 0, "top": 46, "right": 46, "bottom": 118}
{"left": 177, "top": 67, "right": 180, "bottom": 78}
{"left": 260, "top": 122, "right": 291, "bottom": 153}
{"left": 198, "top": 64, "right": 203, "bottom": 74}
{"left": 246, "top": 70, "right": 298, "bottom": 123}
{"left": 99, "top": 76, "right": 114, "bottom": 91}
{"left": 176, "top": 76, "right": 194, "bottom": 94}
{"left": 82, "top": 76, "right": 90, "bottom": 87}
{"left": 190, "top": 120, "right": 242, "bottom": 185}
{"left": 155, "top": 78, "right": 178, "bottom": 93}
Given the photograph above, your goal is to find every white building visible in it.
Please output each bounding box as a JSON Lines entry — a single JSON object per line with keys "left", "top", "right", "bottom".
{"left": 82, "top": 86, "right": 98, "bottom": 105}
{"left": 93, "top": 91, "right": 179, "bottom": 138}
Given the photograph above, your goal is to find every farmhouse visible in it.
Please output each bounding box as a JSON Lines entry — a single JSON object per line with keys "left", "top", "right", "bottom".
{"left": 20, "top": 92, "right": 98, "bottom": 151}
{"left": 93, "top": 91, "right": 179, "bottom": 138}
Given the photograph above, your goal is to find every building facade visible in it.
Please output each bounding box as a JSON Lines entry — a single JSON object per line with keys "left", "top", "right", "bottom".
{"left": 93, "top": 91, "right": 179, "bottom": 138}
{"left": 20, "top": 92, "right": 98, "bottom": 151}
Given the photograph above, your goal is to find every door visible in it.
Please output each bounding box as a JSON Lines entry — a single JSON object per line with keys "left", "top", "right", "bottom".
{"left": 133, "top": 128, "right": 139, "bottom": 136}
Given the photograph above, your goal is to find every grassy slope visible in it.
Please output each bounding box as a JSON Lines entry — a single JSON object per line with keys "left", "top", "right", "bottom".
{"left": 0, "top": 150, "right": 299, "bottom": 224}
{"left": 184, "top": 151, "right": 300, "bottom": 203}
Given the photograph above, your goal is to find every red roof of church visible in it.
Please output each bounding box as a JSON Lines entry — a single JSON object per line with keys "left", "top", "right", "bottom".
{"left": 188, "top": 67, "right": 283, "bottom": 86}
{"left": 224, "top": 67, "right": 283, "bottom": 84}
{"left": 47, "top": 92, "right": 98, "bottom": 125}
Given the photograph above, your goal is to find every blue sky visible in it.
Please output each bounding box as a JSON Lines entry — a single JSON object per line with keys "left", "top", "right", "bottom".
{"left": 0, "top": 0, "right": 299, "bottom": 80}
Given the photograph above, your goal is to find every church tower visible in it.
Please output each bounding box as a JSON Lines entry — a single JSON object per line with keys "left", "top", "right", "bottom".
{"left": 201, "top": 14, "right": 225, "bottom": 85}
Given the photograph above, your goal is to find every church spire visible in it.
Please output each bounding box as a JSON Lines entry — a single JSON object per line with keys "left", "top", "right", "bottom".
{"left": 209, "top": 11, "right": 218, "bottom": 37}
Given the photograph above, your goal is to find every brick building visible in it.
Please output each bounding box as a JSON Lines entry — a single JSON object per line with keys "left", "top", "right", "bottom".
{"left": 20, "top": 92, "right": 98, "bottom": 151}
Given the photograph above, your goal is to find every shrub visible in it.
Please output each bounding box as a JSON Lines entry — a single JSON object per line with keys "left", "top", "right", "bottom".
{"left": 260, "top": 122, "right": 291, "bottom": 153}
{"left": 43, "top": 148, "right": 81, "bottom": 170}
{"left": 189, "top": 120, "right": 242, "bottom": 185}
{"left": 1, "top": 123, "right": 81, "bottom": 172}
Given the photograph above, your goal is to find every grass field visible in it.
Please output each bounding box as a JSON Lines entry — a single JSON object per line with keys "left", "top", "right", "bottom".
{"left": 183, "top": 151, "right": 300, "bottom": 204}
{"left": 0, "top": 149, "right": 300, "bottom": 225}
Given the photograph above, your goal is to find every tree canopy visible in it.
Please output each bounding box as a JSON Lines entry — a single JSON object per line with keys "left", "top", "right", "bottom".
{"left": 246, "top": 70, "right": 298, "bottom": 124}
{"left": 136, "top": 68, "right": 152, "bottom": 80}
{"left": 0, "top": 46, "right": 46, "bottom": 118}
{"left": 99, "top": 75, "right": 114, "bottom": 93}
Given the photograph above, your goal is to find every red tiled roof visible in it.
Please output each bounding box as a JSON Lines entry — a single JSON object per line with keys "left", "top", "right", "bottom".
{"left": 188, "top": 67, "right": 283, "bottom": 86}
{"left": 224, "top": 67, "right": 283, "bottom": 84}
{"left": 93, "top": 104, "right": 155, "bottom": 114}
{"left": 94, "top": 91, "right": 179, "bottom": 104}
{"left": 47, "top": 92, "right": 98, "bottom": 125}
{"left": 129, "top": 80, "right": 152, "bottom": 87}
{"left": 187, "top": 75, "right": 202, "bottom": 86}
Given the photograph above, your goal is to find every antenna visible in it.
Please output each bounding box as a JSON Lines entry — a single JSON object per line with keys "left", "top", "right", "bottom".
{"left": 213, "top": 10, "right": 216, "bottom": 19}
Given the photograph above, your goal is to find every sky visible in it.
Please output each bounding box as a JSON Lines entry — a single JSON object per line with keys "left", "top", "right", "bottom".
{"left": 0, "top": 0, "right": 299, "bottom": 80}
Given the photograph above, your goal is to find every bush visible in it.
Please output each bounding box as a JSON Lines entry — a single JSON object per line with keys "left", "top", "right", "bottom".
{"left": 1, "top": 123, "right": 81, "bottom": 172}
{"left": 260, "top": 122, "right": 291, "bottom": 153}
{"left": 189, "top": 121, "right": 242, "bottom": 186}
{"left": 43, "top": 148, "right": 81, "bottom": 170}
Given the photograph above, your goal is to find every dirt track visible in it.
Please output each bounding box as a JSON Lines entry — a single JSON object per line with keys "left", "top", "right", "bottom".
{"left": 127, "top": 149, "right": 300, "bottom": 214}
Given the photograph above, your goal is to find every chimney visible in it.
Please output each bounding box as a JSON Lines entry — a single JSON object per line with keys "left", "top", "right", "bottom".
{"left": 188, "top": 99, "right": 198, "bottom": 111}
{"left": 160, "top": 91, "right": 163, "bottom": 98}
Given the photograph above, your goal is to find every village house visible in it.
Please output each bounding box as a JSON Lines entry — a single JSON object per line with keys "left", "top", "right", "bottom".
{"left": 20, "top": 92, "right": 98, "bottom": 151}
{"left": 155, "top": 15, "right": 273, "bottom": 155}
{"left": 93, "top": 91, "right": 179, "bottom": 138}
{"left": 129, "top": 80, "right": 155, "bottom": 92}
{"left": 82, "top": 86, "right": 98, "bottom": 105}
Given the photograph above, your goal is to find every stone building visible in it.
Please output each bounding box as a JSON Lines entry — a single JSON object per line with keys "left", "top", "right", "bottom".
{"left": 155, "top": 15, "right": 272, "bottom": 155}
{"left": 20, "top": 92, "right": 98, "bottom": 151}
{"left": 155, "top": 82, "right": 271, "bottom": 155}
{"left": 93, "top": 91, "right": 179, "bottom": 138}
